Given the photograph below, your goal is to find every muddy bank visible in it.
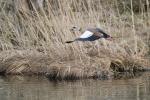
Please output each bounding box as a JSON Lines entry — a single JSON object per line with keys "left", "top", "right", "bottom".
{"left": 0, "top": 50, "right": 149, "bottom": 80}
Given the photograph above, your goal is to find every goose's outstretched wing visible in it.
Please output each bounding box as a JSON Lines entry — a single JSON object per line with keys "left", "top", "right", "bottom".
{"left": 65, "top": 30, "right": 103, "bottom": 43}
{"left": 79, "top": 31, "right": 93, "bottom": 38}
{"left": 76, "top": 30, "right": 101, "bottom": 41}
{"left": 65, "top": 31, "right": 93, "bottom": 43}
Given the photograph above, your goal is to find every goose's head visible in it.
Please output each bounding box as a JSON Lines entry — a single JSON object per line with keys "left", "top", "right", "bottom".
{"left": 70, "top": 26, "right": 81, "bottom": 32}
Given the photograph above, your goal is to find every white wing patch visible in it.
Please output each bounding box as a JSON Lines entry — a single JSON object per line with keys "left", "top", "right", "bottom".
{"left": 79, "top": 31, "right": 93, "bottom": 39}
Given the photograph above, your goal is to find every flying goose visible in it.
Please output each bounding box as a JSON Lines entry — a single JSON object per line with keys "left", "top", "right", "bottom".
{"left": 65, "top": 27, "right": 113, "bottom": 43}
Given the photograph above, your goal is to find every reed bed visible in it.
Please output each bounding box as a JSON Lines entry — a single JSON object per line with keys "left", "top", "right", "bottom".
{"left": 0, "top": 0, "right": 149, "bottom": 79}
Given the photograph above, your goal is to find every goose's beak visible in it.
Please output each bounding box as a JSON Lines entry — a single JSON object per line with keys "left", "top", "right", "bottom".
{"left": 106, "top": 37, "right": 113, "bottom": 41}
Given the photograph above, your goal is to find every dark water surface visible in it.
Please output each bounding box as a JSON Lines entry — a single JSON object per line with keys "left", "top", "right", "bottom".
{"left": 0, "top": 72, "right": 150, "bottom": 100}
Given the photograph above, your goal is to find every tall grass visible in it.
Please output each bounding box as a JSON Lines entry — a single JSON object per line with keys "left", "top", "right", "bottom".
{"left": 0, "top": 0, "right": 149, "bottom": 79}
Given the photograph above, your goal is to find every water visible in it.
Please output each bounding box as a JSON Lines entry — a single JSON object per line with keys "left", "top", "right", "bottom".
{"left": 0, "top": 72, "right": 150, "bottom": 100}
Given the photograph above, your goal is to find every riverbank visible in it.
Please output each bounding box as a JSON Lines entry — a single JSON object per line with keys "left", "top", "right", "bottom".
{"left": 0, "top": 48, "right": 149, "bottom": 80}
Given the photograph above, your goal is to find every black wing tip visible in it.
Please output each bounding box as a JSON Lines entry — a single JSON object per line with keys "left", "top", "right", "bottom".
{"left": 65, "top": 41, "right": 74, "bottom": 43}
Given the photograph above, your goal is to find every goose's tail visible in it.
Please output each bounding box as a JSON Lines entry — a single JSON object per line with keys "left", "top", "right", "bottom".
{"left": 65, "top": 40, "right": 74, "bottom": 43}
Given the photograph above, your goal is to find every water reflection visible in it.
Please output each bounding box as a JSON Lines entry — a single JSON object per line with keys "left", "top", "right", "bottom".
{"left": 0, "top": 73, "right": 150, "bottom": 100}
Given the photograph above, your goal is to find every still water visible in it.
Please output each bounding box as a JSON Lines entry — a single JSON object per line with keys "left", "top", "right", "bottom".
{"left": 0, "top": 72, "right": 150, "bottom": 100}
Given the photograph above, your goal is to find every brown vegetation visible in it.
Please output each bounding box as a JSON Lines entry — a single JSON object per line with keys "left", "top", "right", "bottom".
{"left": 0, "top": 0, "right": 149, "bottom": 79}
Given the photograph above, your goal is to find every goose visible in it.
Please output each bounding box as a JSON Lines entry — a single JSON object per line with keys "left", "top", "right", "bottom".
{"left": 65, "top": 27, "right": 113, "bottom": 43}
